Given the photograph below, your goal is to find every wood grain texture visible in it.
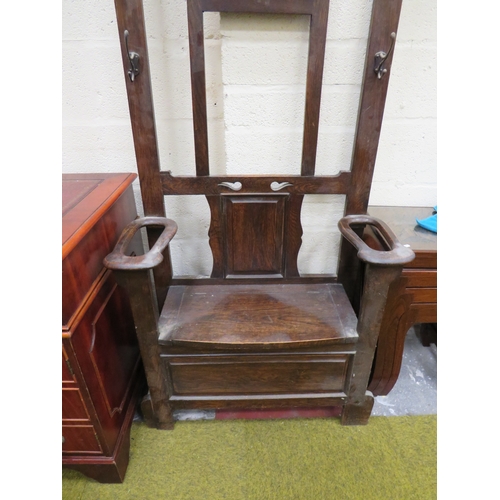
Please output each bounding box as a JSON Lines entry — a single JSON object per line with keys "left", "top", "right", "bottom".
{"left": 165, "top": 352, "right": 352, "bottom": 396}
{"left": 113, "top": 0, "right": 165, "bottom": 217}
{"left": 63, "top": 388, "right": 91, "bottom": 421}
{"left": 345, "top": 0, "right": 404, "bottom": 215}
{"left": 62, "top": 175, "right": 138, "bottom": 328}
{"left": 301, "top": 0, "right": 329, "bottom": 175}
{"left": 113, "top": 269, "right": 176, "bottom": 430}
{"left": 158, "top": 283, "right": 358, "bottom": 348}
{"left": 63, "top": 173, "right": 145, "bottom": 483}
{"left": 62, "top": 173, "right": 136, "bottom": 259}
{"left": 337, "top": 0, "right": 404, "bottom": 302}
{"left": 224, "top": 196, "right": 286, "bottom": 277}
{"left": 283, "top": 195, "right": 304, "bottom": 277}
{"left": 160, "top": 172, "right": 351, "bottom": 195}
{"left": 207, "top": 196, "right": 225, "bottom": 278}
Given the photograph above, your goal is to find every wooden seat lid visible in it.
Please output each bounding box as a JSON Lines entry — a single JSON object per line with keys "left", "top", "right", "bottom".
{"left": 158, "top": 283, "right": 358, "bottom": 349}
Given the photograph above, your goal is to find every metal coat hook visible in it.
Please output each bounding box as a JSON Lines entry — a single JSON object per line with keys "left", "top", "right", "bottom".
{"left": 374, "top": 32, "right": 396, "bottom": 79}
{"left": 124, "top": 30, "right": 140, "bottom": 82}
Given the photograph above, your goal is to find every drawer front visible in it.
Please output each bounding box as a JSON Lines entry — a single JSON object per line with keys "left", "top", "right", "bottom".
{"left": 402, "top": 269, "right": 437, "bottom": 288}
{"left": 407, "top": 287, "right": 437, "bottom": 304}
{"left": 62, "top": 425, "right": 102, "bottom": 454}
{"left": 410, "top": 303, "right": 437, "bottom": 324}
{"left": 63, "top": 388, "right": 90, "bottom": 421}
{"left": 62, "top": 348, "right": 75, "bottom": 383}
{"left": 405, "top": 251, "right": 436, "bottom": 269}
{"left": 164, "top": 353, "right": 353, "bottom": 397}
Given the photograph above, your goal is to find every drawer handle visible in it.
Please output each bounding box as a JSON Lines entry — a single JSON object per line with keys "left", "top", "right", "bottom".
{"left": 62, "top": 436, "right": 65, "bottom": 444}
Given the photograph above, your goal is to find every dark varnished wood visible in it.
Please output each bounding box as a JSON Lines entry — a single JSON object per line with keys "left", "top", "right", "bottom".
{"left": 161, "top": 171, "right": 351, "bottom": 195}
{"left": 108, "top": 0, "right": 407, "bottom": 428}
{"left": 209, "top": 193, "right": 305, "bottom": 279}
{"left": 366, "top": 206, "right": 437, "bottom": 396}
{"left": 207, "top": 196, "right": 225, "bottom": 278}
{"left": 337, "top": 0, "right": 404, "bottom": 304}
{"left": 187, "top": 0, "right": 210, "bottom": 175}
{"left": 224, "top": 196, "right": 286, "bottom": 277}
{"left": 113, "top": 0, "right": 173, "bottom": 309}
{"left": 301, "top": 0, "right": 329, "bottom": 175}
{"left": 283, "top": 194, "right": 303, "bottom": 277}
{"left": 169, "top": 394, "right": 348, "bottom": 410}
{"left": 340, "top": 393, "right": 374, "bottom": 426}
{"left": 113, "top": 268, "right": 176, "bottom": 430}
{"left": 338, "top": 215, "right": 414, "bottom": 266}
{"left": 158, "top": 284, "right": 358, "bottom": 348}
{"left": 346, "top": 0, "right": 403, "bottom": 215}
{"left": 62, "top": 174, "right": 145, "bottom": 483}
{"left": 112, "top": 1, "right": 164, "bottom": 216}
{"left": 164, "top": 352, "right": 353, "bottom": 396}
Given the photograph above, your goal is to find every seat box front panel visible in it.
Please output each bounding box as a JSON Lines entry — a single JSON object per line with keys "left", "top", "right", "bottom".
{"left": 163, "top": 352, "right": 354, "bottom": 397}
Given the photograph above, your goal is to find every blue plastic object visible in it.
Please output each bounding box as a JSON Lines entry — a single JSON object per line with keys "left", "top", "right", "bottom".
{"left": 416, "top": 207, "right": 437, "bottom": 233}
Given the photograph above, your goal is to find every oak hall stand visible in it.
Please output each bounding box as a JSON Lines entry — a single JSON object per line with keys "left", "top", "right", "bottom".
{"left": 62, "top": 173, "right": 145, "bottom": 483}
{"left": 105, "top": 0, "right": 414, "bottom": 429}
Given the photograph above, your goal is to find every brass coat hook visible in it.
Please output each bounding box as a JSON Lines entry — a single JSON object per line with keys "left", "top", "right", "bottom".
{"left": 124, "top": 30, "right": 140, "bottom": 82}
{"left": 374, "top": 32, "right": 396, "bottom": 79}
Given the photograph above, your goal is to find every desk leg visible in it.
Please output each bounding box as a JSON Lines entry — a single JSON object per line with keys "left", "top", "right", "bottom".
{"left": 416, "top": 322, "right": 437, "bottom": 346}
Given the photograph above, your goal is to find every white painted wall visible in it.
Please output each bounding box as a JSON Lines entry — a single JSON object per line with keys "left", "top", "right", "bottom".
{"left": 62, "top": 0, "right": 436, "bottom": 276}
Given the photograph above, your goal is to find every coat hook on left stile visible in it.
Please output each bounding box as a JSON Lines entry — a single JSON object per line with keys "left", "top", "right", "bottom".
{"left": 124, "top": 30, "right": 140, "bottom": 82}
{"left": 374, "top": 32, "right": 396, "bottom": 79}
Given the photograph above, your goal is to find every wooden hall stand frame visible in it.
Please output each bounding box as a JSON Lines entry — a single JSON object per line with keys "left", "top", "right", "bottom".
{"left": 105, "top": 0, "right": 414, "bottom": 428}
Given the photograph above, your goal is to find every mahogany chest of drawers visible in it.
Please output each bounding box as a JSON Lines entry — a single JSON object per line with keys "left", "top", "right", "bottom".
{"left": 62, "top": 173, "right": 144, "bottom": 483}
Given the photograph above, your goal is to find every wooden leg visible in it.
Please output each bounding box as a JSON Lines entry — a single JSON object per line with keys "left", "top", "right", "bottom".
{"left": 114, "top": 270, "right": 175, "bottom": 431}
{"left": 140, "top": 392, "right": 175, "bottom": 430}
{"left": 369, "top": 277, "right": 412, "bottom": 396}
{"left": 415, "top": 323, "right": 437, "bottom": 347}
{"left": 341, "top": 393, "right": 374, "bottom": 425}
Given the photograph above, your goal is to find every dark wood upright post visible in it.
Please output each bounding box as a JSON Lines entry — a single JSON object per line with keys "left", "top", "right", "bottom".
{"left": 113, "top": 0, "right": 172, "bottom": 308}
{"left": 338, "top": 0, "right": 403, "bottom": 307}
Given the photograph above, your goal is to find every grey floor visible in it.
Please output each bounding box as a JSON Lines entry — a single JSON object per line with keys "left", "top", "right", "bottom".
{"left": 166, "top": 326, "right": 437, "bottom": 422}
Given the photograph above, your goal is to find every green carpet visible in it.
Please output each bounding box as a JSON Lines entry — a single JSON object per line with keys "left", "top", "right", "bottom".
{"left": 62, "top": 415, "right": 436, "bottom": 499}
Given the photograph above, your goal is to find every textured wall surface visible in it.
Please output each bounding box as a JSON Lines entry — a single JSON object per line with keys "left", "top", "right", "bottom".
{"left": 62, "top": 0, "right": 436, "bottom": 275}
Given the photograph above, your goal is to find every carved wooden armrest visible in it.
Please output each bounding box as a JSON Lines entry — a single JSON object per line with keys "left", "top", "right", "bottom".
{"left": 338, "top": 215, "right": 414, "bottom": 266}
{"left": 104, "top": 216, "right": 178, "bottom": 271}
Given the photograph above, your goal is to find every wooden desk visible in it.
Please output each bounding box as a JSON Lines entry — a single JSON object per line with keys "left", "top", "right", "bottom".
{"left": 365, "top": 206, "right": 437, "bottom": 396}
{"left": 62, "top": 173, "right": 145, "bottom": 483}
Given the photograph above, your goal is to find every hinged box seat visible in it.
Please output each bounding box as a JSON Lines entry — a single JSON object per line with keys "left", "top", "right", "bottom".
{"left": 158, "top": 283, "right": 358, "bottom": 349}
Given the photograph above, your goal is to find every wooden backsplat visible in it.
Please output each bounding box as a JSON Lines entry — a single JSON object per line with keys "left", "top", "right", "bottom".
{"left": 207, "top": 193, "right": 305, "bottom": 278}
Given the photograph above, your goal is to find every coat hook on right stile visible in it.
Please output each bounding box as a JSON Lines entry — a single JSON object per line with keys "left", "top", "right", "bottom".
{"left": 124, "top": 30, "right": 140, "bottom": 82}
{"left": 374, "top": 32, "right": 396, "bottom": 79}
